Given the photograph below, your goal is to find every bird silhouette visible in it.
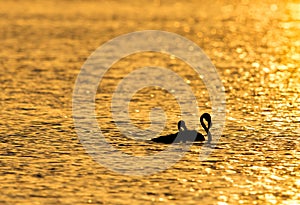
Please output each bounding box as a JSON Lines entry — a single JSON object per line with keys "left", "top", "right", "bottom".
{"left": 151, "top": 113, "right": 212, "bottom": 144}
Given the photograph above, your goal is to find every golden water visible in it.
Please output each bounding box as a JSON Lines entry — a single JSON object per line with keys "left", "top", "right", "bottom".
{"left": 0, "top": 0, "right": 299, "bottom": 204}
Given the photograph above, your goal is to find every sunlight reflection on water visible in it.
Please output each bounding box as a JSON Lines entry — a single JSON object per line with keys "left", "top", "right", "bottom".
{"left": 0, "top": 0, "right": 299, "bottom": 204}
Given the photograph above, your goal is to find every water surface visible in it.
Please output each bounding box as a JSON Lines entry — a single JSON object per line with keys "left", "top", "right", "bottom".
{"left": 0, "top": 0, "right": 299, "bottom": 204}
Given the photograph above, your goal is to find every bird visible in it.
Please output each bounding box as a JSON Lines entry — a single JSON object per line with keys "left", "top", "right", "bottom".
{"left": 151, "top": 120, "right": 187, "bottom": 144}
{"left": 151, "top": 113, "right": 212, "bottom": 144}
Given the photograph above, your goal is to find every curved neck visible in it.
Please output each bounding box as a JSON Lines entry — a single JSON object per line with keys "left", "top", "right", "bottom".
{"left": 200, "top": 114, "right": 212, "bottom": 143}
{"left": 200, "top": 116, "right": 211, "bottom": 133}
{"left": 178, "top": 121, "right": 187, "bottom": 132}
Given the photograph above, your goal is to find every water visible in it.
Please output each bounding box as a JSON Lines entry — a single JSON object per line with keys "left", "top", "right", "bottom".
{"left": 0, "top": 0, "right": 299, "bottom": 204}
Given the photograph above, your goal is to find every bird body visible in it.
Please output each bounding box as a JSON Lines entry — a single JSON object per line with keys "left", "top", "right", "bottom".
{"left": 151, "top": 120, "right": 187, "bottom": 144}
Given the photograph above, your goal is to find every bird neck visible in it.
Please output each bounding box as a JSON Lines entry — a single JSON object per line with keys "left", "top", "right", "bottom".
{"left": 207, "top": 131, "right": 212, "bottom": 142}
{"left": 200, "top": 118, "right": 210, "bottom": 133}
{"left": 178, "top": 121, "right": 187, "bottom": 132}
